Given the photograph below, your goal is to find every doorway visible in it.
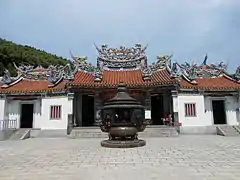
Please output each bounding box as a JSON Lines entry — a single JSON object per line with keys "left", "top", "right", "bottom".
{"left": 151, "top": 94, "right": 164, "bottom": 125}
{"left": 212, "top": 100, "right": 226, "bottom": 124}
{"left": 82, "top": 95, "right": 95, "bottom": 126}
{"left": 20, "top": 104, "right": 34, "bottom": 128}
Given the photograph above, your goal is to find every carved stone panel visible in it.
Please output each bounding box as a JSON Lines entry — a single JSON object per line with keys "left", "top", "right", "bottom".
{"left": 144, "top": 95, "right": 151, "bottom": 110}
{"left": 94, "top": 94, "right": 103, "bottom": 126}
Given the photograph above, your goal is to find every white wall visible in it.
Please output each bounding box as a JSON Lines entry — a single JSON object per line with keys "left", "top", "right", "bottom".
{"left": 178, "top": 93, "right": 239, "bottom": 127}
{"left": 204, "top": 96, "right": 239, "bottom": 126}
{"left": 38, "top": 96, "right": 72, "bottom": 130}
{"left": 7, "top": 100, "right": 20, "bottom": 128}
{"left": 178, "top": 94, "right": 207, "bottom": 126}
{"left": 4, "top": 95, "right": 73, "bottom": 130}
{"left": 6, "top": 99, "right": 41, "bottom": 128}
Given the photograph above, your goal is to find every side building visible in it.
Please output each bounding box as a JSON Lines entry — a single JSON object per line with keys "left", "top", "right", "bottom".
{"left": 0, "top": 44, "right": 240, "bottom": 136}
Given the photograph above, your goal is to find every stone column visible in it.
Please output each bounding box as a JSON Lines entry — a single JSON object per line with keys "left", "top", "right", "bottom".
{"left": 171, "top": 90, "right": 179, "bottom": 132}
{"left": 72, "top": 93, "right": 76, "bottom": 127}
{"left": 237, "top": 91, "right": 240, "bottom": 124}
{"left": 67, "top": 93, "right": 74, "bottom": 134}
{"left": 75, "top": 93, "right": 82, "bottom": 127}
{"left": 163, "top": 91, "right": 171, "bottom": 114}
{"left": 144, "top": 92, "right": 151, "bottom": 110}
{"left": 144, "top": 92, "right": 151, "bottom": 123}
{"left": 94, "top": 93, "right": 102, "bottom": 126}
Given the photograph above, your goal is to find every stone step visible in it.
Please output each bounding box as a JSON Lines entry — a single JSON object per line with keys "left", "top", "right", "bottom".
{"left": 9, "top": 128, "right": 30, "bottom": 140}
{"left": 69, "top": 126, "right": 179, "bottom": 138}
{"left": 216, "top": 125, "right": 240, "bottom": 136}
{"left": 69, "top": 128, "right": 107, "bottom": 138}
{"left": 32, "top": 129, "right": 67, "bottom": 138}
{"left": 139, "top": 127, "right": 179, "bottom": 137}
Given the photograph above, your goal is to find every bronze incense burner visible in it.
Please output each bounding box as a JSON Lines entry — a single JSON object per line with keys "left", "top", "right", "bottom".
{"left": 100, "top": 84, "right": 148, "bottom": 148}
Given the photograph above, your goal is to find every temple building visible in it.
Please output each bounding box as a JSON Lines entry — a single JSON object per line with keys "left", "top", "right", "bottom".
{"left": 0, "top": 44, "right": 240, "bottom": 137}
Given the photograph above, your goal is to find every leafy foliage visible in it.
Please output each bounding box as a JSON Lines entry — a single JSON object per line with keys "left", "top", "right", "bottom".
{"left": 0, "top": 38, "right": 68, "bottom": 76}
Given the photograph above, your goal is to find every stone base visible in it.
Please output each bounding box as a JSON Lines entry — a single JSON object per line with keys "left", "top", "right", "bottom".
{"left": 101, "top": 139, "right": 146, "bottom": 148}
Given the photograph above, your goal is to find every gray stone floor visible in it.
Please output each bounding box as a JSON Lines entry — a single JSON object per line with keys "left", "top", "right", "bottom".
{"left": 0, "top": 136, "right": 240, "bottom": 180}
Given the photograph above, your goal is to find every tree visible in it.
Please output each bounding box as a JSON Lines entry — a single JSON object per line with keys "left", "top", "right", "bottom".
{"left": 0, "top": 38, "right": 69, "bottom": 76}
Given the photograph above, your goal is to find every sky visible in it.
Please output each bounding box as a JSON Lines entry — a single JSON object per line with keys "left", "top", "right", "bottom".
{"left": 0, "top": 0, "right": 239, "bottom": 72}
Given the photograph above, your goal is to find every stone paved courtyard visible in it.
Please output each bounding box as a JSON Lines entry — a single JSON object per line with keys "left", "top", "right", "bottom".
{"left": 0, "top": 135, "right": 240, "bottom": 180}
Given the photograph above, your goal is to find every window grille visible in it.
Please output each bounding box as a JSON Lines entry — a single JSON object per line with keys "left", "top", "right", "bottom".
{"left": 185, "top": 103, "right": 196, "bottom": 117}
{"left": 50, "top": 106, "right": 61, "bottom": 119}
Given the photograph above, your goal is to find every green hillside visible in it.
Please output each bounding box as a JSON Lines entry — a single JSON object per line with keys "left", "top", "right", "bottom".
{"left": 0, "top": 38, "right": 68, "bottom": 76}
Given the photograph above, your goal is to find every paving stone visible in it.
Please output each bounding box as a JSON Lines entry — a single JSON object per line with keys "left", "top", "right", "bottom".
{"left": 0, "top": 136, "right": 240, "bottom": 179}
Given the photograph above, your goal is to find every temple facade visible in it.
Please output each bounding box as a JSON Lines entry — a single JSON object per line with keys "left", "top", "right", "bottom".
{"left": 0, "top": 44, "right": 240, "bottom": 135}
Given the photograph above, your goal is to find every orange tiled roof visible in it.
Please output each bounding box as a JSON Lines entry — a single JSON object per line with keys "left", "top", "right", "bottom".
{"left": 68, "top": 69, "right": 177, "bottom": 87}
{"left": 180, "top": 75, "right": 240, "bottom": 90}
{"left": 0, "top": 80, "right": 66, "bottom": 93}
{"left": 151, "top": 69, "right": 176, "bottom": 84}
{"left": 1, "top": 70, "right": 239, "bottom": 93}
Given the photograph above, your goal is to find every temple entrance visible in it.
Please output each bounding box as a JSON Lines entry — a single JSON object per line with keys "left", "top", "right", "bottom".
{"left": 212, "top": 100, "right": 226, "bottom": 124}
{"left": 151, "top": 94, "right": 164, "bottom": 125}
{"left": 20, "top": 104, "right": 34, "bottom": 128}
{"left": 82, "top": 95, "right": 95, "bottom": 126}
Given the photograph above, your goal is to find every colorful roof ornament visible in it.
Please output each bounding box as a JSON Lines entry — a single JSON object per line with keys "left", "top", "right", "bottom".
{"left": 95, "top": 43, "right": 148, "bottom": 71}
{"left": 2, "top": 69, "right": 13, "bottom": 84}
{"left": 166, "top": 55, "right": 229, "bottom": 84}
{"left": 1, "top": 62, "right": 77, "bottom": 88}
{"left": 1, "top": 69, "right": 23, "bottom": 88}
{"left": 149, "top": 55, "right": 172, "bottom": 73}
{"left": 70, "top": 51, "right": 96, "bottom": 73}
{"left": 233, "top": 66, "right": 240, "bottom": 82}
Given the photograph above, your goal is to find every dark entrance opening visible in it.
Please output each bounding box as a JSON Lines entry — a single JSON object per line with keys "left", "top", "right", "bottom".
{"left": 212, "top": 100, "right": 226, "bottom": 124}
{"left": 82, "top": 95, "right": 95, "bottom": 126}
{"left": 20, "top": 104, "right": 34, "bottom": 128}
{"left": 151, "top": 94, "right": 164, "bottom": 125}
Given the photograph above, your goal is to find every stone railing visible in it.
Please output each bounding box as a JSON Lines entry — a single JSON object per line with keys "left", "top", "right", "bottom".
{"left": 0, "top": 119, "right": 17, "bottom": 130}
